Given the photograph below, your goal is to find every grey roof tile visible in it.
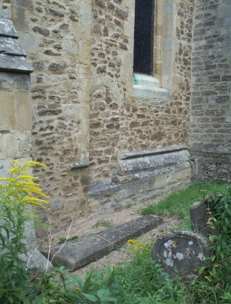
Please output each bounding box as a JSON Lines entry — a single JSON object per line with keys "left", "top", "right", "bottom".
{"left": 0, "top": 18, "right": 33, "bottom": 73}
{"left": 0, "top": 53, "right": 33, "bottom": 73}
{"left": 0, "top": 19, "right": 17, "bottom": 38}
{"left": 0, "top": 36, "right": 26, "bottom": 56}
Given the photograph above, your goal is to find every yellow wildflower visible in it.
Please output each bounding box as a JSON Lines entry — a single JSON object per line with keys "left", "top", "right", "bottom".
{"left": 17, "top": 175, "right": 39, "bottom": 180}
{"left": 128, "top": 240, "right": 137, "bottom": 245}
{"left": 22, "top": 196, "right": 48, "bottom": 207}
{"left": 0, "top": 160, "right": 49, "bottom": 208}
{"left": 127, "top": 239, "right": 145, "bottom": 251}
{"left": 24, "top": 161, "right": 47, "bottom": 169}
{"left": 0, "top": 177, "right": 15, "bottom": 182}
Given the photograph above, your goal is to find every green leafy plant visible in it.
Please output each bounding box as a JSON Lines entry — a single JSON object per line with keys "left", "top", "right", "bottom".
{"left": 0, "top": 161, "right": 117, "bottom": 303}
{"left": 0, "top": 160, "right": 48, "bottom": 303}
{"left": 32, "top": 267, "right": 117, "bottom": 304}
{"left": 184, "top": 189, "right": 231, "bottom": 304}
{"left": 1, "top": 163, "right": 230, "bottom": 304}
{"left": 109, "top": 245, "right": 187, "bottom": 304}
{"left": 34, "top": 185, "right": 231, "bottom": 304}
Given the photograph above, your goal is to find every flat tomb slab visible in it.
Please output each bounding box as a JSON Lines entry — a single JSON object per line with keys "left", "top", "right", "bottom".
{"left": 152, "top": 231, "right": 209, "bottom": 280}
{"left": 51, "top": 215, "right": 162, "bottom": 271}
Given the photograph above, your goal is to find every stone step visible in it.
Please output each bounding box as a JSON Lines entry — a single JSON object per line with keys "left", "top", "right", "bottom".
{"left": 50, "top": 215, "right": 163, "bottom": 271}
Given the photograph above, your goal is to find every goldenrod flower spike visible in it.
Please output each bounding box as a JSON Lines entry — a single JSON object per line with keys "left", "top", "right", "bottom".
{"left": 0, "top": 160, "right": 49, "bottom": 208}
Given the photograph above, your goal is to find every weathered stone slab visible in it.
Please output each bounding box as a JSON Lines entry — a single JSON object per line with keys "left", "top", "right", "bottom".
{"left": 0, "top": 219, "right": 52, "bottom": 272}
{"left": 0, "top": 73, "right": 31, "bottom": 90}
{"left": 119, "top": 149, "right": 190, "bottom": 174}
{"left": 190, "top": 200, "right": 212, "bottom": 237}
{"left": 88, "top": 146, "right": 191, "bottom": 211}
{"left": 21, "top": 249, "right": 53, "bottom": 272}
{"left": 120, "top": 144, "right": 188, "bottom": 160}
{"left": 0, "top": 53, "right": 33, "bottom": 73}
{"left": 152, "top": 231, "right": 209, "bottom": 280}
{"left": 51, "top": 216, "right": 162, "bottom": 271}
{"left": 0, "top": 19, "right": 17, "bottom": 38}
{"left": 23, "top": 220, "right": 52, "bottom": 271}
{"left": 0, "top": 36, "right": 26, "bottom": 56}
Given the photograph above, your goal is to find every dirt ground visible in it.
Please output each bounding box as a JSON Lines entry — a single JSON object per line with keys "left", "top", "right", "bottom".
{"left": 39, "top": 203, "right": 180, "bottom": 276}
{"left": 74, "top": 216, "right": 180, "bottom": 277}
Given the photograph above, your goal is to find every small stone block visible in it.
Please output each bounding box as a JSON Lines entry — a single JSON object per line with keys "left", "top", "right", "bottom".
{"left": 152, "top": 231, "right": 209, "bottom": 280}
{"left": 190, "top": 201, "right": 212, "bottom": 237}
{"left": 50, "top": 216, "right": 163, "bottom": 271}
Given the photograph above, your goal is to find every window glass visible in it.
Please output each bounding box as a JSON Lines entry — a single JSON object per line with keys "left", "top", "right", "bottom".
{"left": 133, "top": 0, "right": 155, "bottom": 75}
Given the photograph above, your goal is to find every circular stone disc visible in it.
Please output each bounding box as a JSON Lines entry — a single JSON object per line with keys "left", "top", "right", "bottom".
{"left": 152, "top": 231, "right": 208, "bottom": 279}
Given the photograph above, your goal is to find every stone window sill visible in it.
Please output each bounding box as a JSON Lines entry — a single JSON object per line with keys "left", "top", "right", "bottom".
{"left": 132, "top": 73, "right": 169, "bottom": 101}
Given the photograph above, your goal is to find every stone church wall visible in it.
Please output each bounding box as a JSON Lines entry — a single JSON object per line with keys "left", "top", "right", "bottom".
{"left": 124, "top": 0, "right": 193, "bottom": 152}
{"left": 87, "top": 0, "right": 193, "bottom": 212}
{"left": 2, "top": 0, "right": 194, "bottom": 233}
{"left": 5, "top": 0, "right": 92, "bottom": 231}
{"left": 0, "top": 16, "right": 32, "bottom": 180}
{"left": 191, "top": 0, "right": 231, "bottom": 181}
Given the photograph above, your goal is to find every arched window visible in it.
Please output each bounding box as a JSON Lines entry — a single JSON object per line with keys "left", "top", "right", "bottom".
{"left": 133, "top": 0, "right": 155, "bottom": 75}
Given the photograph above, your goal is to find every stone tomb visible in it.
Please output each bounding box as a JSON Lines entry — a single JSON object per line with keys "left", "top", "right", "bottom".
{"left": 152, "top": 199, "right": 215, "bottom": 279}
{"left": 50, "top": 216, "right": 162, "bottom": 271}
{"left": 152, "top": 231, "right": 208, "bottom": 280}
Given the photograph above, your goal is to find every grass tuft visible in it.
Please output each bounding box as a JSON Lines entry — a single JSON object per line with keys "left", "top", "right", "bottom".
{"left": 141, "top": 182, "right": 229, "bottom": 229}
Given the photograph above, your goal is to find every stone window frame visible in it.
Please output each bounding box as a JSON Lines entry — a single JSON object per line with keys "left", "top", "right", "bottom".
{"left": 132, "top": 0, "right": 177, "bottom": 101}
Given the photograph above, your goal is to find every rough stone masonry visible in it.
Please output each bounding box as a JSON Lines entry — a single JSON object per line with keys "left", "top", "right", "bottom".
{"left": 191, "top": 0, "right": 231, "bottom": 181}
{"left": 0, "top": 0, "right": 230, "bottom": 236}
{"left": 0, "top": 17, "right": 51, "bottom": 271}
